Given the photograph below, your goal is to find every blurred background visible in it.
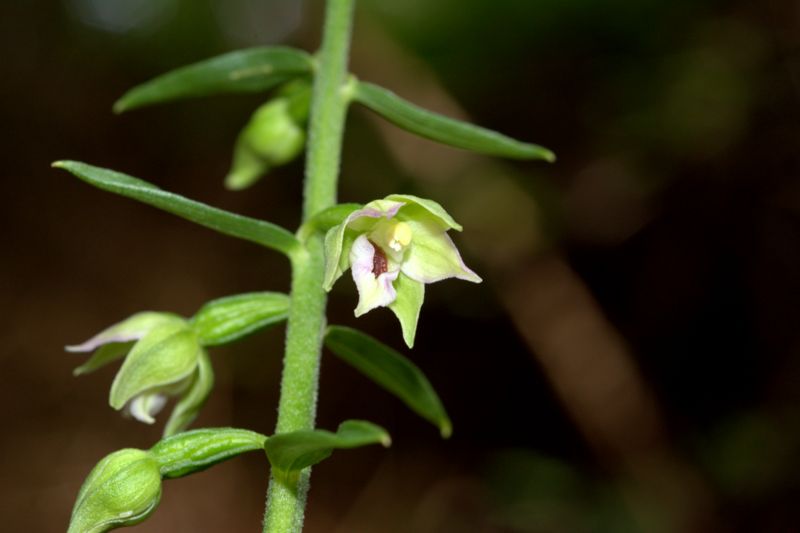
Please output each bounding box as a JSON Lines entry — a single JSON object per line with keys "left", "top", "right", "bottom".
{"left": 2, "top": 0, "right": 800, "bottom": 531}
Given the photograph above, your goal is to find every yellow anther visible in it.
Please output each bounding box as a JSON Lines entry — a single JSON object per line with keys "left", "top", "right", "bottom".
{"left": 388, "top": 221, "right": 412, "bottom": 251}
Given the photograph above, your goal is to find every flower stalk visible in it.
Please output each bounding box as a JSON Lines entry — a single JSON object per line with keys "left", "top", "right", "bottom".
{"left": 262, "top": 0, "right": 356, "bottom": 530}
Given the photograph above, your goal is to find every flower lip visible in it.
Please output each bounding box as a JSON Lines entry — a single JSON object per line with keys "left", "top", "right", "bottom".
{"left": 370, "top": 240, "right": 389, "bottom": 276}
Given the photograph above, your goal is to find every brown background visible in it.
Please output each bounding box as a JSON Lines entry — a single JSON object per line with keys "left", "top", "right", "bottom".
{"left": 2, "top": 0, "right": 800, "bottom": 531}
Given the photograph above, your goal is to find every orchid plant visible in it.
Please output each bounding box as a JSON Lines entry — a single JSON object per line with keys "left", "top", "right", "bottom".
{"left": 57, "top": 1, "right": 553, "bottom": 531}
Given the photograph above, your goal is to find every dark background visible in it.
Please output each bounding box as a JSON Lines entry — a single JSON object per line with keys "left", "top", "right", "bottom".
{"left": 2, "top": 0, "right": 800, "bottom": 531}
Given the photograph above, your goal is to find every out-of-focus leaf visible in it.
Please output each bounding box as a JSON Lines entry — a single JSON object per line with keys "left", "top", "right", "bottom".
{"left": 53, "top": 161, "right": 300, "bottom": 257}
{"left": 354, "top": 81, "right": 555, "bottom": 162}
{"left": 264, "top": 420, "right": 390, "bottom": 475}
{"left": 190, "top": 292, "right": 290, "bottom": 346}
{"left": 324, "top": 326, "right": 452, "bottom": 437}
{"left": 149, "top": 427, "right": 267, "bottom": 479}
{"left": 114, "top": 47, "right": 314, "bottom": 113}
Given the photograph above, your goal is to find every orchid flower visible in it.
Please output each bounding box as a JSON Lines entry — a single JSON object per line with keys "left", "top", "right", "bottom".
{"left": 323, "top": 194, "right": 481, "bottom": 347}
{"left": 66, "top": 312, "right": 213, "bottom": 436}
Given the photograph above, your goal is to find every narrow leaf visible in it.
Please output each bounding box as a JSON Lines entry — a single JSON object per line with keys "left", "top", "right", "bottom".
{"left": 190, "top": 292, "right": 290, "bottom": 347}
{"left": 324, "top": 326, "right": 452, "bottom": 437}
{"left": 149, "top": 427, "right": 267, "bottom": 479}
{"left": 354, "top": 81, "right": 555, "bottom": 162}
{"left": 53, "top": 161, "right": 300, "bottom": 257}
{"left": 265, "top": 420, "right": 390, "bottom": 475}
{"left": 114, "top": 47, "right": 314, "bottom": 113}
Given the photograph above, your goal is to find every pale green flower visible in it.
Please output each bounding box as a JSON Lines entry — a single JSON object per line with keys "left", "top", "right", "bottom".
{"left": 324, "top": 194, "right": 481, "bottom": 347}
{"left": 67, "top": 312, "right": 213, "bottom": 436}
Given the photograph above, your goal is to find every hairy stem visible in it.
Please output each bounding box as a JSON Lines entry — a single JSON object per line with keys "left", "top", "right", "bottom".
{"left": 263, "top": 0, "right": 355, "bottom": 531}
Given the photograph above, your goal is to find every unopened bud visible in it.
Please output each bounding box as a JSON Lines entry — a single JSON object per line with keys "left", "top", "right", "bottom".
{"left": 68, "top": 449, "right": 161, "bottom": 533}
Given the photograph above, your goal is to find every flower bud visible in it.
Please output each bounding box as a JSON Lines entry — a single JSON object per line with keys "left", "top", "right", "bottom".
{"left": 225, "top": 92, "right": 308, "bottom": 190}
{"left": 68, "top": 449, "right": 161, "bottom": 533}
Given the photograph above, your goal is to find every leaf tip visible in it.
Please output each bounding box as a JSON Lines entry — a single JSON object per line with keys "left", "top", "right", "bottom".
{"left": 51, "top": 160, "right": 69, "bottom": 170}
{"left": 543, "top": 149, "right": 557, "bottom": 163}
{"left": 440, "top": 419, "right": 453, "bottom": 439}
{"left": 112, "top": 99, "right": 129, "bottom": 115}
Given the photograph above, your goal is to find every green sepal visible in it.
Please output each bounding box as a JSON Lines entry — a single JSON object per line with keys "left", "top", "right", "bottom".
{"left": 53, "top": 161, "right": 301, "bottom": 257}
{"left": 68, "top": 449, "right": 161, "bottom": 533}
{"left": 189, "top": 292, "right": 290, "bottom": 347}
{"left": 324, "top": 326, "right": 452, "bottom": 437}
{"left": 73, "top": 342, "right": 133, "bottom": 376}
{"left": 109, "top": 322, "right": 200, "bottom": 411}
{"left": 149, "top": 427, "right": 267, "bottom": 479}
{"left": 388, "top": 194, "right": 462, "bottom": 231}
{"left": 113, "top": 47, "right": 314, "bottom": 113}
{"left": 162, "top": 350, "right": 214, "bottom": 437}
{"left": 68, "top": 312, "right": 185, "bottom": 376}
{"left": 323, "top": 216, "right": 357, "bottom": 290}
{"left": 388, "top": 273, "right": 425, "bottom": 348}
{"left": 265, "top": 420, "right": 390, "bottom": 478}
{"left": 354, "top": 81, "right": 555, "bottom": 162}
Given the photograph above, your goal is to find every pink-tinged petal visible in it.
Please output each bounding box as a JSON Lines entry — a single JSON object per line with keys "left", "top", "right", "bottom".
{"left": 400, "top": 220, "right": 482, "bottom": 284}
{"left": 322, "top": 200, "right": 406, "bottom": 291}
{"left": 350, "top": 235, "right": 400, "bottom": 316}
{"left": 65, "top": 312, "right": 184, "bottom": 353}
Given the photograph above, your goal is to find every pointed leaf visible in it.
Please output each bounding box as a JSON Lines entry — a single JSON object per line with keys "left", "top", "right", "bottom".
{"left": 162, "top": 351, "right": 214, "bottom": 437}
{"left": 354, "top": 81, "right": 555, "bottom": 162}
{"left": 149, "top": 427, "right": 267, "bottom": 479}
{"left": 114, "top": 47, "right": 314, "bottom": 113}
{"left": 324, "top": 326, "right": 452, "bottom": 437}
{"left": 265, "top": 420, "right": 390, "bottom": 475}
{"left": 189, "top": 292, "right": 290, "bottom": 347}
{"left": 53, "top": 161, "right": 300, "bottom": 257}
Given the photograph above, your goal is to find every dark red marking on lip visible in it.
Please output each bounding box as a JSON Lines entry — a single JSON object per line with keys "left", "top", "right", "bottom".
{"left": 369, "top": 240, "right": 388, "bottom": 277}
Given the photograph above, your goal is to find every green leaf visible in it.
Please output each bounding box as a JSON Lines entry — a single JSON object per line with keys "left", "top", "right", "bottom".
{"left": 324, "top": 326, "right": 452, "bottom": 437}
{"left": 189, "top": 292, "right": 290, "bottom": 347}
{"left": 149, "top": 427, "right": 267, "bottom": 479}
{"left": 114, "top": 47, "right": 314, "bottom": 113}
{"left": 265, "top": 420, "right": 390, "bottom": 476}
{"left": 354, "top": 81, "right": 555, "bottom": 162}
{"left": 53, "top": 161, "right": 301, "bottom": 257}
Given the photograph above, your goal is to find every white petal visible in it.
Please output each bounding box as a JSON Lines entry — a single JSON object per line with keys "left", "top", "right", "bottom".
{"left": 127, "top": 393, "right": 167, "bottom": 424}
{"left": 350, "top": 235, "right": 399, "bottom": 316}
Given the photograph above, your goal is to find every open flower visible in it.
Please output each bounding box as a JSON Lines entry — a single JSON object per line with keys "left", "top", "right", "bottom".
{"left": 323, "top": 194, "right": 481, "bottom": 347}
{"left": 67, "top": 312, "right": 213, "bottom": 436}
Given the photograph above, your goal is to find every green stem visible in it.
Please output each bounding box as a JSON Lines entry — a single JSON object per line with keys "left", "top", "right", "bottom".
{"left": 263, "top": 0, "right": 355, "bottom": 531}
